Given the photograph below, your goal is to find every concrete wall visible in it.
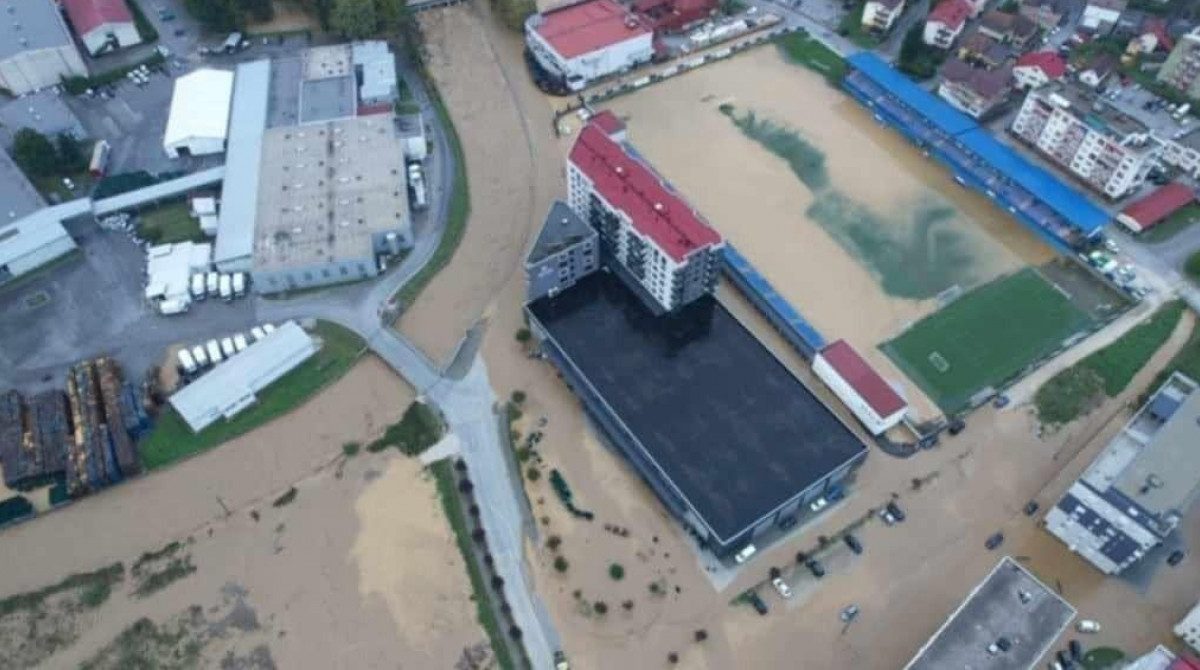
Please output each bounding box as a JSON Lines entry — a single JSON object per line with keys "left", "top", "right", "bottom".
{"left": 0, "top": 46, "right": 88, "bottom": 95}
{"left": 525, "top": 236, "right": 599, "bottom": 301}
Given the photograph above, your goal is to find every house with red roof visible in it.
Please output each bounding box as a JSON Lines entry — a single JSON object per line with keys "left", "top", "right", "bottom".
{"left": 924, "top": 0, "right": 973, "bottom": 49}
{"left": 814, "top": 340, "right": 908, "bottom": 435}
{"left": 62, "top": 0, "right": 141, "bottom": 55}
{"left": 525, "top": 0, "right": 655, "bottom": 92}
{"left": 566, "top": 114, "right": 724, "bottom": 313}
{"left": 1117, "top": 182, "right": 1196, "bottom": 233}
{"left": 633, "top": 0, "right": 716, "bottom": 34}
{"left": 1013, "top": 51, "right": 1067, "bottom": 89}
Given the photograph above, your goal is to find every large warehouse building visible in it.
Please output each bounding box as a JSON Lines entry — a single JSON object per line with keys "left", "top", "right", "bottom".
{"left": 0, "top": 0, "right": 88, "bottom": 95}
{"left": 0, "top": 215, "right": 77, "bottom": 287}
{"left": 163, "top": 69, "right": 235, "bottom": 158}
{"left": 1045, "top": 372, "right": 1200, "bottom": 575}
{"left": 62, "top": 0, "right": 141, "bottom": 56}
{"left": 525, "top": 0, "right": 655, "bottom": 92}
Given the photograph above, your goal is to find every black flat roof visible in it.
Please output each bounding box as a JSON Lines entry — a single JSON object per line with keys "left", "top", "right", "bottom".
{"left": 528, "top": 272, "right": 868, "bottom": 541}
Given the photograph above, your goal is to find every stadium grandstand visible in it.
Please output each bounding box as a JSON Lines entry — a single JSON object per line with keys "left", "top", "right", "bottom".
{"left": 842, "top": 53, "right": 1108, "bottom": 253}
{"left": 720, "top": 244, "right": 826, "bottom": 358}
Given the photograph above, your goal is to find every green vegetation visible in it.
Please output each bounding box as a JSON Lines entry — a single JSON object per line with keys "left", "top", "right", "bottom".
{"left": 135, "top": 201, "right": 205, "bottom": 244}
{"left": 775, "top": 32, "right": 848, "bottom": 84}
{"left": 1145, "top": 312, "right": 1200, "bottom": 400}
{"left": 554, "top": 555, "right": 569, "bottom": 572}
{"left": 342, "top": 441, "right": 361, "bottom": 457}
{"left": 139, "top": 321, "right": 366, "bottom": 470}
{"left": 491, "top": 0, "right": 536, "bottom": 31}
{"left": 393, "top": 89, "right": 470, "bottom": 309}
{"left": 431, "top": 460, "right": 517, "bottom": 670}
{"left": 609, "top": 563, "right": 625, "bottom": 581}
{"left": 1187, "top": 249, "right": 1200, "bottom": 284}
{"left": 132, "top": 556, "right": 196, "bottom": 598}
{"left": 79, "top": 616, "right": 202, "bottom": 670}
{"left": 883, "top": 269, "right": 1095, "bottom": 413}
{"left": 0, "top": 494, "right": 34, "bottom": 526}
{"left": 549, "top": 469, "right": 594, "bottom": 520}
{"left": 365, "top": 401, "right": 444, "bottom": 455}
{"left": 898, "top": 24, "right": 946, "bottom": 80}
{"left": 126, "top": 0, "right": 159, "bottom": 42}
{"left": 1080, "top": 647, "right": 1126, "bottom": 670}
{"left": 273, "top": 487, "right": 299, "bottom": 507}
{"left": 1139, "top": 203, "right": 1200, "bottom": 243}
{"left": 0, "top": 563, "right": 124, "bottom": 617}
{"left": 1036, "top": 301, "right": 1187, "bottom": 425}
{"left": 11, "top": 129, "right": 88, "bottom": 185}
{"left": 836, "top": 0, "right": 882, "bottom": 48}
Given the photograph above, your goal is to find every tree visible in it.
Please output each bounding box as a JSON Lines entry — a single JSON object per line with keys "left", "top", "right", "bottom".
{"left": 526, "top": 466, "right": 541, "bottom": 482}
{"left": 768, "top": 566, "right": 782, "bottom": 580}
{"left": 545, "top": 535, "right": 562, "bottom": 552}
{"left": 609, "top": 563, "right": 625, "bottom": 581}
{"left": 553, "top": 555, "right": 569, "bottom": 572}
{"left": 491, "top": 575, "right": 505, "bottom": 591}
{"left": 592, "top": 600, "right": 608, "bottom": 615}
{"left": 184, "top": 0, "right": 240, "bottom": 31}
{"left": 492, "top": 0, "right": 535, "bottom": 31}
{"left": 331, "top": 0, "right": 378, "bottom": 38}
{"left": 694, "top": 629, "right": 708, "bottom": 642}
{"left": 239, "top": 0, "right": 275, "bottom": 22}
{"left": 511, "top": 390, "right": 527, "bottom": 404}
{"left": 515, "top": 328, "right": 532, "bottom": 343}
{"left": 12, "top": 129, "right": 57, "bottom": 177}
{"left": 667, "top": 652, "right": 679, "bottom": 664}
{"left": 55, "top": 134, "right": 85, "bottom": 172}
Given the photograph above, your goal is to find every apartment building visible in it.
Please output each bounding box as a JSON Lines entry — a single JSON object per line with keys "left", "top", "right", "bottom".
{"left": 938, "top": 59, "right": 1013, "bottom": 119}
{"left": 924, "top": 0, "right": 972, "bottom": 49}
{"left": 1010, "top": 82, "right": 1159, "bottom": 199}
{"left": 1157, "top": 27, "right": 1200, "bottom": 100}
{"left": 862, "top": 0, "right": 906, "bottom": 34}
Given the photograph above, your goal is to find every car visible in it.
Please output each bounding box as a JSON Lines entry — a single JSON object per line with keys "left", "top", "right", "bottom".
{"left": 749, "top": 592, "right": 768, "bottom": 615}
{"left": 778, "top": 515, "right": 797, "bottom": 531}
{"left": 1167, "top": 550, "right": 1185, "bottom": 566}
{"left": 1069, "top": 640, "right": 1082, "bottom": 660}
{"left": 174, "top": 28, "right": 186, "bottom": 37}
{"left": 993, "top": 394, "right": 1010, "bottom": 409}
{"left": 734, "top": 544, "right": 757, "bottom": 564}
{"left": 1076, "top": 619, "right": 1101, "bottom": 634}
{"left": 554, "top": 650, "right": 570, "bottom": 670}
{"left": 985, "top": 532, "right": 1005, "bottom": 550}
{"left": 879, "top": 508, "right": 896, "bottom": 525}
{"left": 886, "top": 501, "right": 906, "bottom": 523}
{"left": 771, "top": 577, "right": 792, "bottom": 599}
{"left": 806, "top": 559, "right": 825, "bottom": 578}
{"left": 843, "top": 533, "right": 863, "bottom": 555}
{"left": 947, "top": 418, "right": 966, "bottom": 435}
{"left": 840, "top": 605, "right": 859, "bottom": 622}
{"left": 1104, "top": 238, "right": 1120, "bottom": 253}
{"left": 1057, "top": 650, "right": 1074, "bottom": 669}
{"left": 1024, "top": 500, "right": 1040, "bottom": 516}
{"left": 809, "top": 497, "right": 829, "bottom": 513}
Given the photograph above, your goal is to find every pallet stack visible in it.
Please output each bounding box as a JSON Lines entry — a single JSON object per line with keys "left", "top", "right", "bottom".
{"left": 96, "top": 358, "right": 141, "bottom": 478}
{"left": 24, "top": 391, "right": 70, "bottom": 483}
{"left": 0, "top": 391, "right": 25, "bottom": 487}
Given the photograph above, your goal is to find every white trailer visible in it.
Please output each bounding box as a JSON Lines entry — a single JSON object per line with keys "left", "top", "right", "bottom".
{"left": 190, "top": 273, "right": 207, "bottom": 300}
{"left": 158, "top": 298, "right": 190, "bottom": 315}
{"left": 177, "top": 348, "right": 198, "bottom": 374}
{"left": 206, "top": 272, "right": 219, "bottom": 297}
{"left": 219, "top": 274, "right": 233, "bottom": 302}
{"left": 206, "top": 339, "right": 223, "bottom": 364}
{"left": 232, "top": 272, "right": 247, "bottom": 297}
{"left": 233, "top": 333, "right": 249, "bottom": 351}
{"left": 191, "top": 344, "right": 210, "bottom": 368}
{"left": 220, "top": 337, "right": 236, "bottom": 358}
{"left": 250, "top": 326, "right": 267, "bottom": 342}
{"left": 262, "top": 323, "right": 276, "bottom": 335}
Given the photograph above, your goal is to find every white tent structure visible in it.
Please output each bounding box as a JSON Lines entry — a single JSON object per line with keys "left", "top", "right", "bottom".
{"left": 163, "top": 69, "right": 235, "bottom": 158}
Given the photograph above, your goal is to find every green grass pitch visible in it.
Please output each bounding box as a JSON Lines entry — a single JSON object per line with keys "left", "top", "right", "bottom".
{"left": 881, "top": 268, "right": 1094, "bottom": 414}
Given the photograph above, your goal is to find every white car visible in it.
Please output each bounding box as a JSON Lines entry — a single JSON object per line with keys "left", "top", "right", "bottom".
{"left": 734, "top": 544, "right": 757, "bottom": 564}
{"left": 771, "top": 577, "right": 792, "bottom": 599}
{"left": 809, "top": 497, "right": 829, "bottom": 513}
{"left": 1076, "top": 619, "right": 1101, "bottom": 633}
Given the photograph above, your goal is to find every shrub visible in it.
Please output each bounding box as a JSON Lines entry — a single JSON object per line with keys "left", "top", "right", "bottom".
{"left": 515, "top": 328, "right": 532, "bottom": 343}
{"left": 471, "top": 528, "right": 486, "bottom": 544}
{"left": 609, "top": 563, "right": 625, "bottom": 581}
{"left": 491, "top": 575, "right": 505, "bottom": 591}
{"left": 622, "top": 599, "right": 634, "bottom": 611}
{"left": 554, "top": 556, "right": 570, "bottom": 572}
{"left": 342, "top": 441, "right": 360, "bottom": 457}
{"left": 459, "top": 478, "right": 474, "bottom": 494}
{"left": 511, "top": 390, "right": 527, "bottom": 404}
{"left": 509, "top": 625, "right": 522, "bottom": 639}
{"left": 526, "top": 466, "right": 541, "bottom": 481}
{"left": 768, "top": 566, "right": 781, "bottom": 580}
{"left": 546, "top": 535, "right": 562, "bottom": 552}
{"left": 668, "top": 652, "right": 679, "bottom": 664}
{"left": 271, "top": 487, "right": 297, "bottom": 507}
{"left": 695, "top": 629, "right": 708, "bottom": 642}
{"left": 593, "top": 601, "right": 608, "bottom": 615}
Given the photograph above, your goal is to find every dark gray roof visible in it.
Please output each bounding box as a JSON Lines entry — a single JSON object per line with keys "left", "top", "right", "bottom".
{"left": 0, "top": 149, "right": 45, "bottom": 222}
{"left": 526, "top": 201, "right": 594, "bottom": 266}
{"left": 0, "top": 90, "right": 86, "bottom": 148}
{"left": 0, "top": 0, "right": 75, "bottom": 61}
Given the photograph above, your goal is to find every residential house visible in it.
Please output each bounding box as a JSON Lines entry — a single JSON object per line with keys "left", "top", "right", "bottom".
{"left": 958, "top": 30, "right": 1015, "bottom": 69}
{"left": 1157, "top": 27, "right": 1200, "bottom": 100}
{"left": 1019, "top": 0, "right": 1069, "bottom": 31}
{"left": 1126, "top": 17, "right": 1173, "bottom": 56}
{"left": 978, "top": 10, "right": 1040, "bottom": 49}
{"left": 924, "top": 0, "right": 972, "bottom": 49}
{"left": 1081, "top": 0, "right": 1127, "bottom": 34}
{"left": 862, "top": 0, "right": 906, "bottom": 34}
{"left": 938, "top": 58, "right": 1014, "bottom": 118}
{"left": 1013, "top": 50, "right": 1067, "bottom": 89}
{"left": 1158, "top": 130, "right": 1200, "bottom": 180}
{"left": 1078, "top": 52, "right": 1117, "bottom": 88}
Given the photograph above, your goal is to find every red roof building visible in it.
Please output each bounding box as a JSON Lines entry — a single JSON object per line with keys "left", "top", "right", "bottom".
{"left": 588, "top": 109, "right": 626, "bottom": 136}
{"left": 814, "top": 339, "right": 907, "bottom": 435}
{"left": 634, "top": 0, "right": 717, "bottom": 33}
{"left": 928, "top": 0, "right": 972, "bottom": 32}
{"left": 1117, "top": 182, "right": 1196, "bottom": 233}
{"left": 1016, "top": 51, "right": 1067, "bottom": 78}
{"left": 534, "top": 0, "right": 652, "bottom": 59}
{"left": 1172, "top": 659, "right": 1200, "bottom": 670}
{"left": 62, "top": 0, "right": 140, "bottom": 55}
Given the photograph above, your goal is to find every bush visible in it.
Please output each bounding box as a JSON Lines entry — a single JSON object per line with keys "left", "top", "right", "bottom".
{"left": 0, "top": 495, "right": 34, "bottom": 527}
{"left": 554, "top": 556, "right": 570, "bottom": 572}
{"left": 768, "top": 566, "right": 782, "bottom": 580}
{"left": 668, "top": 652, "right": 679, "bottom": 664}
{"left": 366, "top": 401, "right": 444, "bottom": 455}
{"left": 1187, "top": 250, "right": 1200, "bottom": 283}
{"left": 511, "top": 390, "right": 527, "bottom": 404}
{"left": 342, "top": 441, "right": 360, "bottom": 457}
{"left": 593, "top": 600, "right": 608, "bottom": 615}
{"left": 272, "top": 487, "right": 298, "bottom": 507}
{"left": 609, "top": 563, "right": 625, "bottom": 581}
{"left": 694, "top": 629, "right": 708, "bottom": 642}
{"left": 546, "top": 535, "right": 562, "bottom": 552}
{"left": 622, "top": 599, "right": 634, "bottom": 611}
{"left": 515, "top": 328, "right": 532, "bottom": 343}
{"left": 526, "top": 466, "right": 541, "bottom": 481}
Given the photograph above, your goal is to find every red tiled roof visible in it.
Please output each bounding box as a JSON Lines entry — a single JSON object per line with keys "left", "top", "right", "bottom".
{"left": 589, "top": 110, "right": 625, "bottom": 135}
{"left": 535, "top": 0, "right": 652, "bottom": 60}
{"left": 820, "top": 340, "right": 907, "bottom": 417}
{"left": 1170, "top": 658, "right": 1200, "bottom": 670}
{"left": 1016, "top": 51, "right": 1067, "bottom": 78}
{"left": 928, "top": 0, "right": 972, "bottom": 30}
{"left": 568, "top": 120, "right": 723, "bottom": 262}
{"left": 1120, "top": 182, "right": 1196, "bottom": 229}
{"left": 62, "top": 0, "right": 133, "bottom": 35}
{"left": 1142, "top": 17, "right": 1173, "bottom": 52}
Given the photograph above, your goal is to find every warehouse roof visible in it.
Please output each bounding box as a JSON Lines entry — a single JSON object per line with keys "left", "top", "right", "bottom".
{"left": 527, "top": 271, "right": 867, "bottom": 542}
{"left": 163, "top": 69, "right": 235, "bottom": 149}
{"left": 569, "top": 119, "right": 722, "bottom": 262}
{"left": 215, "top": 59, "right": 270, "bottom": 268}
{"left": 905, "top": 557, "right": 1076, "bottom": 670}
{"left": 0, "top": 149, "right": 46, "bottom": 222}
{"left": 819, "top": 339, "right": 907, "bottom": 417}
{"left": 169, "top": 322, "right": 319, "bottom": 432}
{"left": 0, "top": 0, "right": 76, "bottom": 60}
{"left": 527, "top": 200, "right": 595, "bottom": 266}
{"left": 0, "top": 213, "right": 72, "bottom": 267}
{"left": 62, "top": 0, "right": 133, "bottom": 36}
{"left": 1120, "top": 182, "right": 1195, "bottom": 231}
{"left": 534, "top": 0, "right": 652, "bottom": 59}
{"left": 0, "top": 90, "right": 87, "bottom": 149}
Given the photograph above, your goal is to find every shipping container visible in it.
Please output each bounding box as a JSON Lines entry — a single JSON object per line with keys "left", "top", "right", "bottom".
{"left": 177, "top": 348, "right": 197, "bottom": 374}
{"left": 233, "top": 333, "right": 249, "bottom": 352}
{"left": 219, "top": 274, "right": 233, "bottom": 302}
{"left": 190, "top": 273, "right": 207, "bottom": 300}
{"left": 206, "top": 339, "right": 223, "bottom": 364}
{"left": 232, "top": 272, "right": 247, "bottom": 297}
{"left": 220, "top": 337, "right": 235, "bottom": 358}
{"left": 191, "top": 344, "right": 210, "bottom": 367}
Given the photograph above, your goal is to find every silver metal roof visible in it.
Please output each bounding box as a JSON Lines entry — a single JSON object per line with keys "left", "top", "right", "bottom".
{"left": 214, "top": 59, "right": 271, "bottom": 268}
{"left": 0, "top": 148, "right": 45, "bottom": 222}
{"left": 0, "top": 209, "right": 72, "bottom": 266}
{"left": 168, "top": 321, "right": 319, "bottom": 432}
{"left": 0, "top": 0, "right": 76, "bottom": 61}
{"left": 0, "top": 90, "right": 86, "bottom": 149}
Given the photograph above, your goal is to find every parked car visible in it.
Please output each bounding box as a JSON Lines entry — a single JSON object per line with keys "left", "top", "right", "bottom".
{"left": 1168, "top": 550, "right": 1186, "bottom": 566}
{"left": 880, "top": 508, "right": 896, "bottom": 526}
{"left": 806, "top": 559, "right": 825, "bottom": 579}
{"left": 734, "top": 544, "right": 757, "bottom": 564}
{"left": 749, "top": 592, "right": 768, "bottom": 615}
{"left": 985, "top": 532, "right": 1005, "bottom": 550}
{"left": 809, "top": 497, "right": 829, "bottom": 513}
{"left": 1076, "top": 620, "right": 1101, "bottom": 634}
{"left": 886, "top": 501, "right": 906, "bottom": 523}
{"left": 778, "top": 515, "right": 797, "bottom": 531}
{"left": 1024, "top": 500, "right": 1040, "bottom": 516}
{"left": 843, "top": 533, "right": 863, "bottom": 555}
{"left": 947, "top": 418, "right": 966, "bottom": 435}
{"left": 840, "top": 605, "right": 859, "bottom": 622}
{"left": 771, "top": 577, "right": 792, "bottom": 599}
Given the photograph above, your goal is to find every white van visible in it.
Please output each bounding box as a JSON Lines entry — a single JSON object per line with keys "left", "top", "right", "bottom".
{"left": 233, "top": 333, "right": 249, "bottom": 352}
{"left": 232, "top": 272, "right": 247, "bottom": 297}
{"left": 250, "top": 326, "right": 267, "bottom": 342}
{"left": 206, "top": 339, "right": 223, "bottom": 364}
{"left": 1076, "top": 620, "right": 1101, "bottom": 633}
{"left": 190, "top": 273, "right": 206, "bottom": 300}
{"left": 206, "top": 272, "right": 219, "bottom": 297}
{"left": 220, "top": 337, "right": 236, "bottom": 358}
{"left": 734, "top": 544, "right": 757, "bottom": 564}
{"left": 191, "top": 344, "right": 209, "bottom": 368}
{"left": 176, "top": 348, "right": 197, "bottom": 374}
{"left": 158, "top": 298, "right": 189, "bottom": 315}
{"left": 219, "top": 274, "right": 233, "bottom": 302}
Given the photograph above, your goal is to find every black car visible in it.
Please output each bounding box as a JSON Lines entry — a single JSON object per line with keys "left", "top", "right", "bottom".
{"left": 1069, "top": 639, "right": 1083, "bottom": 660}
{"left": 778, "top": 515, "right": 797, "bottom": 531}
{"left": 886, "top": 501, "right": 906, "bottom": 523}
{"left": 1057, "top": 650, "right": 1074, "bottom": 669}
{"left": 806, "top": 559, "right": 825, "bottom": 579}
{"left": 947, "top": 418, "right": 966, "bottom": 435}
{"left": 1023, "top": 500, "right": 1040, "bottom": 516}
{"left": 985, "top": 532, "right": 1005, "bottom": 550}
{"left": 749, "top": 592, "right": 768, "bottom": 615}
{"left": 844, "top": 533, "right": 863, "bottom": 555}
{"left": 1168, "top": 550, "right": 1186, "bottom": 566}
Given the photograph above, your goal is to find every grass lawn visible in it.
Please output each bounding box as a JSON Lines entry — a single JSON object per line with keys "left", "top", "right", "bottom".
{"left": 1080, "top": 647, "right": 1125, "bottom": 670}
{"left": 882, "top": 268, "right": 1094, "bottom": 413}
{"left": 1187, "top": 248, "right": 1200, "bottom": 284}
{"left": 430, "top": 460, "right": 517, "bottom": 670}
{"left": 836, "top": 1, "right": 883, "bottom": 49}
{"left": 138, "top": 321, "right": 366, "bottom": 470}
{"left": 1035, "top": 301, "right": 1185, "bottom": 425}
{"left": 34, "top": 170, "right": 93, "bottom": 203}
{"left": 136, "top": 201, "right": 205, "bottom": 244}
{"left": 776, "top": 32, "right": 849, "bottom": 84}
{"left": 1145, "top": 309, "right": 1200, "bottom": 400}
{"left": 1138, "top": 203, "right": 1200, "bottom": 243}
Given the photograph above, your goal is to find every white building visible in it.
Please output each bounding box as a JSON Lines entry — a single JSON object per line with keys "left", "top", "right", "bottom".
{"left": 191, "top": 197, "right": 219, "bottom": 236}
{"left": 814, "top": 340, "right": 907, "bottom": 435}
{"left": 214, "top": 60, "right": 271, "bottom": 272}
{"left": 862, "top": 0, "right": 905, "bottom": 34}
{"left": 1080, "top": 0, "right": 1126, "bottom": 32}
{"left": 566, "top": 112, "right": 724, "bottom": 314}
{"left": 0, "top": 215, "right": 77, "bottom": 287}
{"left": 0, "top": 0, "right": 88, "bottom": 95}
{"left": 169, "top": 321, "right": 319, "bottom": 432}
{"left": 62, "top": 0, "right": 141, "bottom": 56}
{"left": 924, "top": 0, "right": 972, "bottom": 49}
{"left": 1176, "top": 602, "right": 1200, "bottom": 654}
{"left": 1010, "top": 83, "right": 1158, "bottom": 199}
{"left": 163, "top": 69, "right": 235, "bottom": 158}
{"left": 525, "top": 0, "right": 655, "bottom": 91}
{"left": 144, "top": 241, "right": 211, "bottom": 312}
{"left": 352, "top": 41, "right": 398, "bottom": 105}
{"left": 1158, "top": 130, "right": 1200, "bottom": 180}
{"left": 1012, "top": 51, "right": 1066, "bottom": 90}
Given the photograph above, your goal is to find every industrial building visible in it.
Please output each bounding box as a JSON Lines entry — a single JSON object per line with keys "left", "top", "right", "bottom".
{"left": 0, "top": 0, "right": 88, "bottom": 95}
{"left": 1010, "top": 82, "right": 1159, "bottom": 200}
{"left": 214, "top": 60, "right": 270, "bottom": 272}
{"left": 1045, "top": 372, "right": 1200, "bottom": 574}
{"left": 904, "top": 557, "right": 1076, "bottom": 670}
{"left": 1178, "top": 602, "right": 1200, "bottom": 655}
{"left": 0, "top": 90, "right": 87, "bottom": 150}
{"left": 250, "top": 115, "right": 410, "bottom": 293}
{"left": 169, "top": 321, "right": 319, "bottom": 432}
{"left": 62, "top": 0, "right": 141, "bottom": 55}
{"left": 633, "top": 0, "right": 716, "bottom": 33}
{"left": 1157, "top": 27, "right": 1200, "bottom": 99}
{"left": 1, "top": 149, "right": 47, "bottom": 223}
{"left": 567, "top": 112, "right": 724, "bottom": 314}
{"left": 1117, "top": 182, "right": 1196, "bottom": 233}
{"left": 352, "top": 41, "right": 398, "bottom": 108}
{"left": 813, "top": 339, "right": 908, "bottom": 436}
{"left": 163, "top": 69, "right": 235, "bottom": 158}
{"left": 524, "top": 0, "right": 655, "bottom": 92}
{"left": 525, "top": 200, "right": 599, "bottom": 301}
{"left": 0, "top": 213, "right": 77, "bottom": 287}
{"left": 143, "top": 241, "right": 211, "bottom": 312}
{"left": 527, "top": 271, "right": 868, "bottom": 557}
{"left": 842, "top": 53, "right": 1109, "bottom": 252}
{"left": 719, "top": 243, "right": 827, "bottom": 356}
{"left": 1159, "top": 130, "right": 1200, "bottom": 180}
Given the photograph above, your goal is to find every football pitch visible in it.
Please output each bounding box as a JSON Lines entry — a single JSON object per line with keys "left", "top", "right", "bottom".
{"left": 881, "top": 268, "right": 1095, "bottom": 414}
